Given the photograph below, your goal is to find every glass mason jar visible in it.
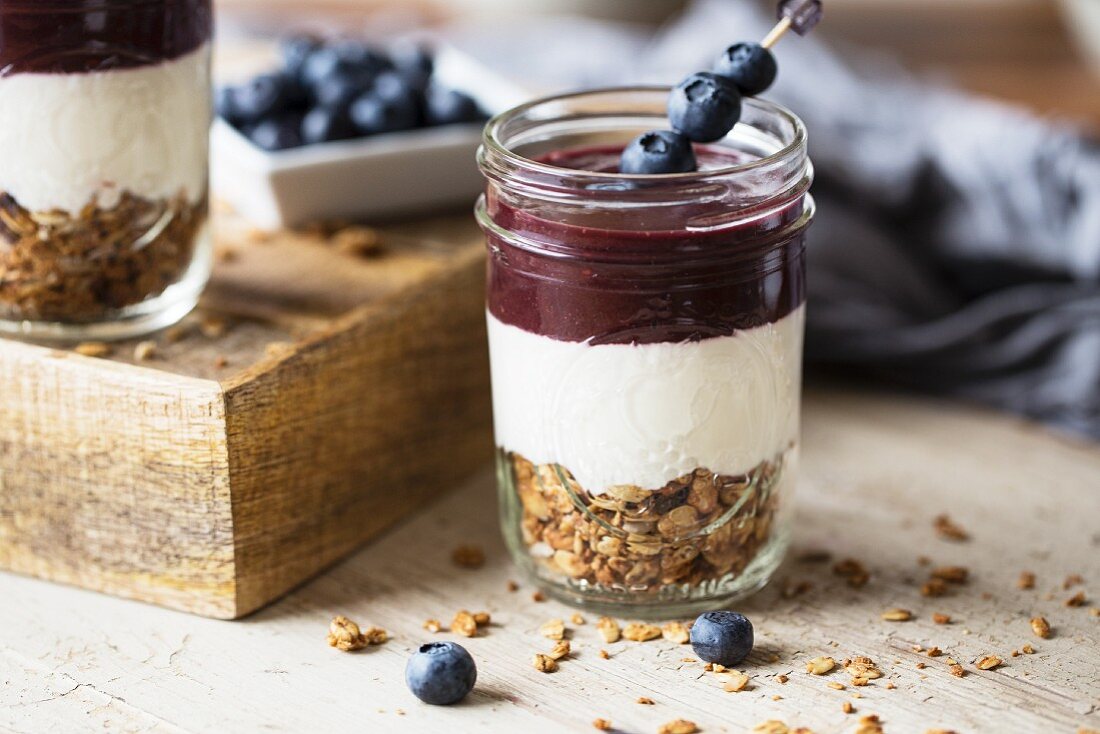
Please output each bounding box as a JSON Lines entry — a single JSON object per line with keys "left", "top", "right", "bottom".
{"left": 0, "top": 0, "right": 213, "bottom": 341}
{"left": 476, "top": 88, "right": 813, "bottom": 616}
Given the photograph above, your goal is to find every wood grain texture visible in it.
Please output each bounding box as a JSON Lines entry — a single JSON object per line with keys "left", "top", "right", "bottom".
{"left": 0, "top": 341, "right": 236, "bottom": 617}
{"left": 0, "top": 212, "right": 493, "bottom": 619}
{"left": 0, "top": 388, "right": 1096, "bottom": 733}
{"left": 224, "top": 238, "right": 492, "bottom": 616}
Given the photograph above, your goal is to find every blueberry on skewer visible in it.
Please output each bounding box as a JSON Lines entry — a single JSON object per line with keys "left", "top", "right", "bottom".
{"left": 714, "top": 42, "right": 778, "bottom": 97}
{"left": 667, "top": 72, "right": 742, "bottom": 143}
{"left": 714, "top": 0, "right": 822, "bottom": 98}
{"left": 620, "top": 130, "right": 697, "bottom": 174}
{"left": 618, "top": 0, "right": 824, "bottom": 174}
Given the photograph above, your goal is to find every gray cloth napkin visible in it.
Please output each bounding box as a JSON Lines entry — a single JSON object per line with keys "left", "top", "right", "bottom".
{"left": 452, "top": 0, "right": 1100, "bottom": 438}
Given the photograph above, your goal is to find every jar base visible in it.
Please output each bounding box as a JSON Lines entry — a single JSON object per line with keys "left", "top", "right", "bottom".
{"left": 498, "top": 444, "right": 794, "bottom": 619}
{"left": 0, "top": 228, "right": 211, "bottom": 345}
{"left": 508, "top": 531, "right": 789, "bottom": 620}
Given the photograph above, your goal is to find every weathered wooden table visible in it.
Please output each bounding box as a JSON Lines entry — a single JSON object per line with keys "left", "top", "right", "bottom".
{"left": 2, "top": 387, "right": 1097, "bottom": 733}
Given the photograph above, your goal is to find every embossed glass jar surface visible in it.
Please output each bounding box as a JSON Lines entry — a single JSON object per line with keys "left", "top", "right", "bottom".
{"left": 476, "top": 88, "right": 814, "bottom": 616}
{"left": 0, "top": 0, "right": 213, "bottom": 341}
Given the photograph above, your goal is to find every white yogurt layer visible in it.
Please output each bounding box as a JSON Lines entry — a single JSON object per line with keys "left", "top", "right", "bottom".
{"left": 0, "top": 44, "right": 211, "bottom": 214}
{"left": 488, "top": 306, "right": 804, "bottom": 493}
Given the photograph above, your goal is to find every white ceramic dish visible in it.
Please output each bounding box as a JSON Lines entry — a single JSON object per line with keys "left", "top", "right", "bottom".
{"left": 210, "top": 46, "right": 530, "bottom": 228}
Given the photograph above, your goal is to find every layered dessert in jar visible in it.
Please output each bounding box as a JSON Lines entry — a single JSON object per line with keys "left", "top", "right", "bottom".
{"left": 477, "top": 86, "right": 814, "bottom": 614}
{"left": 0, "top": 0, "right": 213, "bottom": 338}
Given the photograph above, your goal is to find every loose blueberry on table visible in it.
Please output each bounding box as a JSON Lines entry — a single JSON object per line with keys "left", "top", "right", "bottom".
{"left": 619, "top": 0, "right": 823, "bottom": 174}
{"left": 405, "top": 641, "right": 478, "bottom": 705}
{"left": 689, "top": 611, "right": 755, "bottom": 667}
{"left": 217, "top": 36, "right": 489, "bottom": 151}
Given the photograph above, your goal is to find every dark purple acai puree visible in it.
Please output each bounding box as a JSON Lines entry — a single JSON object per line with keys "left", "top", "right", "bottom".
{"left": 0, "top": 0, "right": 212, "bottom": 75}
{"left": 486, "top": 144, "right": 808, "bottom": 346}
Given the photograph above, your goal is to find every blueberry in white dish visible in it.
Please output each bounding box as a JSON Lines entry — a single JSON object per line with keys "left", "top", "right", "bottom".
{"left": 405, "top": 642, "right": 477, "bottom": 705}
{"left": 331, "top": 39, "right": 392, "bottom": 75}
{"left": 372, "top": 71, "right": 427, "bottom": 123}
{"left": 425, "top": 87, "right": 485, "bottom": 126}
{"left": 233, "top": 73, "right": 292, "bottom": 123}
{"left": 373, "top": 71, "right": 423, "bottom": 104}
{"left": 216, "top": 35, "right": 487, "bottom": 151}
{"left": 667, "top": 71, "right": 742, "bottom": 143}
{"left": 299, "top": 47, "right": 377, "bottom": 94}
{"left": 280, "top": 33, "right": 321, "bottom": 81}
{"left": 619, "top": 130, "right": 697, "bottom": 175}
{"left": 714, "top": 42, "right": 778, "bottom": 97}
{"left": 689, "top": 611, "right": 754, "bottom": 667}
{"left": 301, "top": 106, "right": 356, "bottom": 144}
{"left": 297, "top": 46, "right": 344, "bottom": 90}
{"left": 312, "top": 72, "right": 371, "bottom": 110}
{"left": 389, "top": 41, "right": 434, "bottom": 89}
{"left": 350, "top": 92, "right": 419, "bottom": 135}
{"left": 250, "top": 114, "right": 304, "bottom": 151}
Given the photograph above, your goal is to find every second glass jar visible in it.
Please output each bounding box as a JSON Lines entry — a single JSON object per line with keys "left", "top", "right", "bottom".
{"left": 0, "top": 0, "right": 213, "bottom": 341}
{"left": 477, "top": 88, "right": 813, "bottom": 616}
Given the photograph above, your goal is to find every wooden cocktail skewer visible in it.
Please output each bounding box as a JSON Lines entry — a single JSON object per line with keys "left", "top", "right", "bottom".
{"left": 761, "top": 16, "right": 793, "bottom": 50}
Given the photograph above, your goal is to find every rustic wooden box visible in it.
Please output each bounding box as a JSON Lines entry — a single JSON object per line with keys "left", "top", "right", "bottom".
{"left": 0, "top": 213, "right": 493, "bottom": 618}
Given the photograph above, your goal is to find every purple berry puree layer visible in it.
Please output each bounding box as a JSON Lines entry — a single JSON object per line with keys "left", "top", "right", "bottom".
{"left": 0, "top": 0, "right": 212, "bottom": 75}
{"left": 485, "top": 144, "right": 808, "bottom": 346}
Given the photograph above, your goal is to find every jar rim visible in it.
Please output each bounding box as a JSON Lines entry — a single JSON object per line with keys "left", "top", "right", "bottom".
{"left": 481, "top": 85, "right": 807, "bottom": 184}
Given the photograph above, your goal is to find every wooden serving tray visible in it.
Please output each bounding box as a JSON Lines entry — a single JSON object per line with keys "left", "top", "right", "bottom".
{"left": 0, "top": 209, "right": 493, "bottom": 618}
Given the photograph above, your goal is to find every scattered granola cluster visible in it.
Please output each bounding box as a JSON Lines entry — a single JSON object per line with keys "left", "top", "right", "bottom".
{"left": 506, "top": 450, "right": 783, "bottom": 594}
{"left": 539, "top": 617, "right": 566, "bottom": 640}
{"left": 597, "top": 616, "right": 621, "bottom": 643}
{"left": 661, "top": 621, "right": 690, "bottom": 644}
{"left": 448, "top": 609, "right": 491, "bottom": 637}
{"left": 880, "top": 608, "right": 912, "bottom": 622}
{"left": 452, "top": 544, "right": 486, "bottom": 569}
{"left": 932, "top": 514, "right": 969, "bottom": 542}
{"left": 532, "top": 616, "right": 573, "bottom": 672}
{"left": 843, "top": 656, "right": 884, "bottom": 685}
{"left": 974, "top": 654, "right": 1002, "bottom": 671}
{"left": 854, "top": 714, "right": 885, "bottom": 734}
{"left": 0, "top": 191, "right": 206, "bottom": 321}
{"left": 752, "top": 721, "right": 814, "bottom": 734}
{"left": 296, "top": 219, "right": 385, "bottom": 258}
{"left": 833, "top": 558, "right": 870, "bottom": 588}
{"left": 326, "top": 615, "right": 387, "bottom": 651}
{"left": 623, "top": 622, "right": 663, "bottom": 642}
{"left": 658, "top": 719, "right": 698, "bottom": 734}
{"left": 921, "top": 565, "right": 968, "bottom": 597}
{"left": 715, "top": 668, "right": 750, "bottom": 692}
{"left": 74, "top": 341, "right": 114, "bottom": 358}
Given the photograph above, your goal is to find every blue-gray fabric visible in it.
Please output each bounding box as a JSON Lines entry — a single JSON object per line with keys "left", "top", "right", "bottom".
{"left": 646, "top": 0, "right": 1100, "bottom": 438}
{"left": 452, "top": 0, "right": 1100, "bottom": 438}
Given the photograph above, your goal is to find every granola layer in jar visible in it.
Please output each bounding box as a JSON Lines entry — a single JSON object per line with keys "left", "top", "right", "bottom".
{"left": 0, "top": 0, "right": 213, "bottom": 340}
{"left": 477, "top": 89, "right": 813, "bottom": 615}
